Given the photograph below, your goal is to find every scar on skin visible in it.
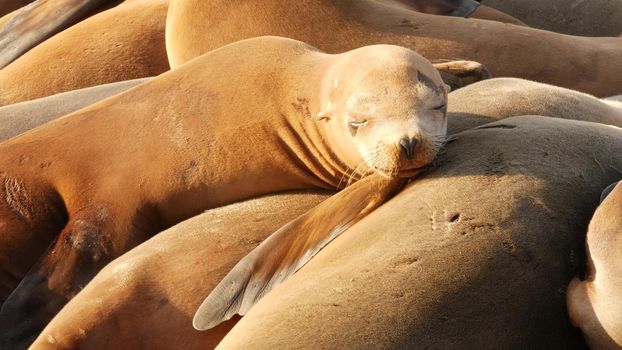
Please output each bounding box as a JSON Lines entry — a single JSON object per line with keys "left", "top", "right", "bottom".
{"left": 3, "top": 175, "right": 33, "bottom": 220}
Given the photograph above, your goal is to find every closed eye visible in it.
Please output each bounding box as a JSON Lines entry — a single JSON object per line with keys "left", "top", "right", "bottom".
{"left": 434, "top": 104, "right": 447, "bottom": 113}
{"left": 349, "top": 120, "right": 368, "bottom": 128}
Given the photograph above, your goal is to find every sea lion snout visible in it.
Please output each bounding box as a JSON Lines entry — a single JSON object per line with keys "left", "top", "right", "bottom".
{"left": 399, "top": 137, "right": 417, "bottom": 160}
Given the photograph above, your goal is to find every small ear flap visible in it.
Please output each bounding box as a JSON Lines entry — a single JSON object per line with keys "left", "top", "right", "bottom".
{"left": 192, "top": 174, "right": 406, "bottom": 331}
{"left": 0, "top": 0, "right": 107, "bottom": 69}
{"left": 444, "top": 83, "right": 452, "bottom": 93}
{"left": 316, "top": 111, "right": 331, "bottom": 121}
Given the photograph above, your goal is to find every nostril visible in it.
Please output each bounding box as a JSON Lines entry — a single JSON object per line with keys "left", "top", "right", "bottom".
{"left": 399, "top": 137, "right": 417, "bottom": 160}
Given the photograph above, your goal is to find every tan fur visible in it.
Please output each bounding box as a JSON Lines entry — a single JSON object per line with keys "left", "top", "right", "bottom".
{"left": 0, "top": 0, "right": 168, "bottom": 106}
{"left": 30, "top": 191, "right": 332, "bottom": 350}
{"left": 165, "top": 0, "right": 622, "bottom": 96}
{"left": 0, "top": 37, "right": 447, "bottom": 348}
{"left": 0, "top": 78, "right": 147, "bottom": 141}
{"left": 447, "top": 77, "right": 622, "bottom": 134}
{"left": 216, "top": 116, "right": 622, "bottom": 349}
{"left": 567, "top": 182, "right": 622, "bottom": 349}
{"left": 482, "top": 0, "right": 622, "bottom": 37}
{"left": 0, "top": 0, "right": 126, "bottom": 69}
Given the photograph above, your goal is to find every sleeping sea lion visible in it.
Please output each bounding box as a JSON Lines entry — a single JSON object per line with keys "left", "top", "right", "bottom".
{"left": 0, "top": 36, "right": 448, "bottom": 348}
{"left": 164, "top": 0, "right": 622, "bottom": 96}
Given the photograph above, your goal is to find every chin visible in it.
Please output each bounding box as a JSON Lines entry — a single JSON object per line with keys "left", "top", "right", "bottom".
{"left": 396, "top": 167, "right": 424, "bottom": 178}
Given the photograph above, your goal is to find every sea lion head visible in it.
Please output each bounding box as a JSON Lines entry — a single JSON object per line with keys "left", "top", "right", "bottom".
{"left": 317, "top": 45, "right": 448, "bottom": 179}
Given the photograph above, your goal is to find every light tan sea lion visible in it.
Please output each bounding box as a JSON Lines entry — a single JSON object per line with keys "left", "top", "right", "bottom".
{"left": 30, "top": 191, "right": 332, "bottom": 350}
{"left": 165, "top": 0, "right": 622, "bottom": 96}
{"left": 0, "top": 0, "right": 168, "bottom": 106}
{"left": 567, "top": 181, "right": 622, "bottom": 349}
{"left": 446, "top": 77, "right": 622, "bottom": 134}
{"left": 0, "top": 78, "right": 147, "bottom": 141}
{"left": 481, "top": 0, "right": 622, "bottom": 37}
{"left": 0, "top": 37, "right": 448, "bottom": 348}
{"left": 214, "top": 115, "right": 622, "bottom": 349}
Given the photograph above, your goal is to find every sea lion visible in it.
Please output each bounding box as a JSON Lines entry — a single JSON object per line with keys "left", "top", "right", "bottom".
{"left": 0, "top": 36, "right": 448, "bottom": 348}
{"left": 0, "top": 0, "right": 168, "bottom": 105}
{"left": 215, "top": 116, "right": 622, "bottom": 349}
{"left": 445, "top": 77, "right": 622, "bottom": 134}
{"left": 164, "top": 0, "right": 622, "bottom": 96}
{"left": 30, "top": 190, "right": 332, "bottom": 350}
{"left": 567, "top": 181, "right": 622, "bottom": 349}
{"left": 481, "top": 0, "right": 622, "bottom": 37}
{"left": 0, "top": 78, "right": 147, "bottom": 141}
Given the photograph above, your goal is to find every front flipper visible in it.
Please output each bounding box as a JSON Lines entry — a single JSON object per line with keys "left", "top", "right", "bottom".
{"left": 193, "top": 175, "right": 406, "bottom": 331}
{"left": 433, "top": 60, "right": 492, "bottom": 91}
{"left": 0, "top": 0, "right": 108, "bottom": 68}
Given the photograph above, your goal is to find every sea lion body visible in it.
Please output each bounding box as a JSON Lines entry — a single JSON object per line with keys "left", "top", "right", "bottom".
{"left": 30, "top": 191, "right": 332, "bottom": 350}
{"left": 567, "top": 181, "right": 622, "bottom": 349}
{"left": 446, "top": 77, "right": 622, "bottom": 133}
{"left": 0, "top": 0, "right": 168, "bottom": 105}
{"left": 481, "top": 0, "right": 622, "bottom": 37}
{"left": 216, "top": 116, "right": 622, "bottom": 349}
{"left": 0, "top": 78, "right": 147, "bottom": 141}
{"left": 0, "top": 37, "right": 447, "bottom": 348}
{"left": 165, "top": 0, "right": 622, "bottom": 96}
